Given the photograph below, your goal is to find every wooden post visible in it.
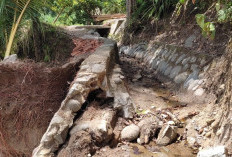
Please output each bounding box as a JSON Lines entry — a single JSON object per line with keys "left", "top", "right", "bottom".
{"left": 126, "top": 0, "right": 136, "bottom": 20}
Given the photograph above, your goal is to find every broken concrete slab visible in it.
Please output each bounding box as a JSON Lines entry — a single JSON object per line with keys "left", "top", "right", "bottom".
{"left": 70, "top": 104, "right": 116, "bottom": 143}
{"left": 3, "top": 54, "right": 18, "bottom": 63}
{"left": 197, "top": 146, "right": 228, "bottom": 157}
{"left": 137, "top": 116, "right": 159, "bottom": 144}
{"left": 156, "top": 124, "right": 178, "bottom": 146}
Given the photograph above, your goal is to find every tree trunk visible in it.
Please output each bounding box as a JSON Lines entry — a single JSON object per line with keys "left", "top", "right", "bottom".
{"left": 53, "top": 6, "right": 65, "bottom": 24}
{"left": 32, "top": 18, "right": 43, "bottom": 61}
{"left": 126, "top": 0, "right": 136, "bottom": 20}
{"left": 4, "top": 0, "right": 31, "bottom": 58}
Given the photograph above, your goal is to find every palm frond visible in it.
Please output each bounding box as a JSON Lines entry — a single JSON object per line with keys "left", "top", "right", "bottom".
{"left": 0, "top": 0, "right": 49, "bottom": 57}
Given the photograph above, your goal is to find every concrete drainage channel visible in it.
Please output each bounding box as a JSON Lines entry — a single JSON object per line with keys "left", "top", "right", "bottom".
{"left": 31, "top": 35, "right": 228, "bottom": 157}
{"left": 32, "top": 35, "right": 189, "bottom": 157}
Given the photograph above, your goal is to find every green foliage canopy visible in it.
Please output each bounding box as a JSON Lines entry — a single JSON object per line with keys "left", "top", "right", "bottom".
{"left": 0, "top": 0, "right": 49, "bottom": 57}
{"left": 45, "top": 0, "right": 126, "bottom": 25}
{"left": 132, "top": 0, "right": 179, "bottom": 21}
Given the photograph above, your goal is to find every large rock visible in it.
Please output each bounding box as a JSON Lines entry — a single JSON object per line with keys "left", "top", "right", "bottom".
{"left": 108, "top": 64, "right": 135, "bottom": 118}
{"left": 57, "top": 101, "right": 116, "bottom": 157}
{"left": 185, "top": 35, "right": 196, "bottom": 48}
{"left": 137, "top": 116, "right": 159, "bottom": 144}
{"left": 156, "top": 124, "right": 177, "bottom": 146}
{"left": 70, "top": 105, "right": 115, "bottom": 143}
{"left": 197, "top": 146, "right": 228, "bottom": 157}
{"left": 187, "top": 136, "right": 196, "bottom": 148}
{"left": 3, "top": 54, "right": 18, "bottom": 63}
{"left": 121, "top": 124, "right": 140, "bottom": 142}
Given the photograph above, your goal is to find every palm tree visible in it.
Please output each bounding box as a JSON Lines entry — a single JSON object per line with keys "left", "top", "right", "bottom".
{"left": 0, "top": 0, "right": 48, "bottom": 58}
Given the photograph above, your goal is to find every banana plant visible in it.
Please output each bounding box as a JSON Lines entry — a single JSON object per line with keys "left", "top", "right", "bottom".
{"left": 0, "top": 0, "right": 48, "bottom": 58}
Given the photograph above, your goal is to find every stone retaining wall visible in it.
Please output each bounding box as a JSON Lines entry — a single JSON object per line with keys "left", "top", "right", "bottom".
{"left": 120, "top": 42, "right": 213, "bottom": 96}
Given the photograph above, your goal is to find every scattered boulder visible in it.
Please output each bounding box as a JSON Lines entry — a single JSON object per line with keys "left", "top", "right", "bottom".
{"left": 197, "top": 146, "right": 228, "bottom": 157}
{"left": 121, "top": 124, "right": 140, "bottom": 142}
{"left": 3, "top": 54, "right": 18, "bottom": 63}
{"left": 205, "top": 132, "right": 211, "bottom": 138}
{"left": 187, "top": 137, "right": 197, "bottom": 147}
{"left": 194, "top": 88, "right": 205, "bottom": 96}
{"left": 137, "top": 116, "right": 159, "bottom": 144}
{"left": 206, "top": 118, "right": 215, "bottom": 126}
{"left": 185, "top": 34, "right": 196, "bottom": 48}
{"left": 156, "top": 124, "right": 177, "bottom": 146}
{"left": 132, "top": 72, "right": 142, "bottom": 82}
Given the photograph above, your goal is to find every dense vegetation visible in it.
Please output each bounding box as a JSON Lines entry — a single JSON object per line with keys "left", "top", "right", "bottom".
{"left": 130, "top": 0, "right": 231, "bottom": 37}
{"left": 0, "top": 0, "right": 231, "bottom": 59}
{"left": 0, "top": 0, "right": 125, "bottom": 59}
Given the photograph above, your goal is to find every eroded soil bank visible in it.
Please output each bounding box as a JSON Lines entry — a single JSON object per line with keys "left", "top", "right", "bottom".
{"left": 0, "top": 24, "right": 230, "bottom": 157}
{"left": 0, "top": 27, "right": 103, "bottom": 157}
{"left": 0, "top": 59, "right": 84, "bottom": 156}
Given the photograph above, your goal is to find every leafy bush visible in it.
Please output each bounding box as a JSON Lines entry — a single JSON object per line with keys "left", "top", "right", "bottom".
{"left": 102, "top": 0, "right": 126, "bottom": 14}
{"left": 48, "top": 0, "right": 126, "bottom": 25}
{"left": 133, "top": 0, "right": 178, "bottom": 21}
{"left": 195, "top": 1, "right": 231, "bottom": 39}
{"left": 195, "top": 14, "right": 215, "bottom": 39}
{"left": 216, "top": 1, "right": 232, "bottom": 23}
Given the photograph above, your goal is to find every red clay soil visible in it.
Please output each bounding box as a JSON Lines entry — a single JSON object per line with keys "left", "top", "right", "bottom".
{"left": 0, "top": 60, "right": 81, "bottom": 157}
{"left": 71, "top": 38, "right": 103, "bottom": 57}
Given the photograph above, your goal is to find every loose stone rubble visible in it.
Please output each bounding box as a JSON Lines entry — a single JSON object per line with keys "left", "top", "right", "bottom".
{"left": 197, "top": 146, "right": 228, "bottom": 157}
{"left": 120, "top": 110, "right": 180, "bottom": 147}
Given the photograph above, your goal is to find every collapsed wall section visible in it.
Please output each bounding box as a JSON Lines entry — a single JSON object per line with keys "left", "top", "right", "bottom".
{"left": 33, "top": 36, "right": 134, "bottom": 157}
{"left": 121, "top": 42, "right": 213, "bottom": 96}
